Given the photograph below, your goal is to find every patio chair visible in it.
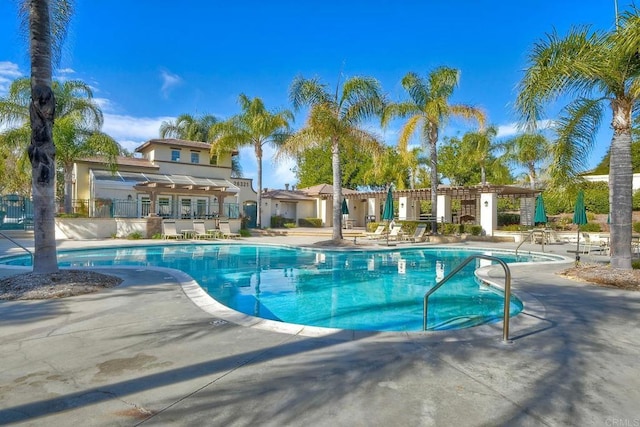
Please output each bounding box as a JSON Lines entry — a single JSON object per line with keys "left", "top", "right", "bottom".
{"left": 161, "top": 220, "right": 183, "bottom": 239}
{"left": 387, "top": 225, "right": 403, "bottom": 241}
{"left": 219, "top": 222, "right": 241, "bottom": 239}
{"left": 193, "top": 221, "right": 216, "bottom": 239}
{"left": 366, "top": 225, "right": 386, "bottom": 240}
{"left": 405, "top": 224, "right": 428, "bottom": 243}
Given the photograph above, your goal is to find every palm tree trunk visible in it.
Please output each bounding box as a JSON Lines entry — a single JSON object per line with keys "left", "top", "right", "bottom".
{"left": 331, "top": 137, "right": 343, "bottom": 241}
{"left": 429, "top": 139, "right": 438, "bottom": 234}
{"left": 28, "top": 0, "right": 59, "bottom": 273}
{"left": 63, "top": 163, "right": 73, "bottom": 214}
{"left": 609, "top": 102, "right": 633, "bottom": 269}
{"left": 256, "top": 148, "right": 263, "bottom": 228}
{"left": 528, "top": 163, "right": 536, "bottom": 189}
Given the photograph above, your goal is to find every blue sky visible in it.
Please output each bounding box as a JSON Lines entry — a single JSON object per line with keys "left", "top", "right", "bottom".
{"left": 0, "top": 0, "right": 631, "bottom": 190}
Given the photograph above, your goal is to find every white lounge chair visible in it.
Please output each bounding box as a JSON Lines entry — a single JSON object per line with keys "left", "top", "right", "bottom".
{"left": 219, "top": 222, "right": 240, "bottom": 239}
{"left": 405, "top": 224, "right": 427, "bottom": 243}
{"left": 193, "top": 221, "right": 216, "bottom": 239}
{"left": 387, "top": 225, "right": 403, "bottom": 241}
{"left": 161, "top": 221, "right": 183, "bottom": 239}
{"left": 366, "top": 225, "right": 386, "bottom": 240}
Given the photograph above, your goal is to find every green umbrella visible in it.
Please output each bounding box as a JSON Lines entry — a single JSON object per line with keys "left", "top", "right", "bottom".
{"left": 341, "top": 199, "right": 349, "bottom": 215}
{"left": 573, "top": 190, "right": 588, "bottom": 264}
{"left": 382, "top": 187, "right": 394, "bottom": 221}
{"left": 534, "top": 194, "right": 547, "bottom": 225}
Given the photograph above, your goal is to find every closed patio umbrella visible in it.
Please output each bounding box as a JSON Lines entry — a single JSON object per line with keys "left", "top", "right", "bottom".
{"left": 382, "top": 186, "right": 394, "bottom": 245}
{"left": 382, "top": 187, "right": 394, "bottom": 221}
{"left": 534, "top": 194, "right": 547, "bottom": 225}
{"left": 573, "top": 190, "right": 588, "bottom": 265}
{"left": 341, "top": 199, "right": 349, "bottom": 215}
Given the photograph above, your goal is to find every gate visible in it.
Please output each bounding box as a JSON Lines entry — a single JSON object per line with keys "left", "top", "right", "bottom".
{"left": 0, "top": 194, "right": 34, "bottom": 230}
{"left": 243, "top": 201, "right": 257, "bottom": 228}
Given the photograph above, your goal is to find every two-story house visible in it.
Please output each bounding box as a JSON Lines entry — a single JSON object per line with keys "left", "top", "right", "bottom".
{"left": 72, "top": 138, "right": 257, "bottom": 222}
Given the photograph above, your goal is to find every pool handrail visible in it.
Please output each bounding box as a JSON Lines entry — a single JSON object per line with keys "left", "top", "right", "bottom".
{"left": 0, "top": 231, "right": 33, "bottom": 265}
{"left": 423, "top": 254, "right": 512, "bottom": 343}
{"left": 515, "top": 229, "right": 547, "bottom": 255}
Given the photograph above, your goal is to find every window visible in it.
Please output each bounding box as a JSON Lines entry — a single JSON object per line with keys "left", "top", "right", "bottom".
{"left": 196, "top": 199, "right": 207, "bottom": 218}
{"left": 158, "top": 197, "right": 171, "bottom": 217}
{"left": 171, "top": 149, "right": 181, "bottom": 162}
{"left": 181, "top": 198, "right": 192, "bottom": 219}
{"left": 191, "top": 152, "right": 200, "bottom": 164}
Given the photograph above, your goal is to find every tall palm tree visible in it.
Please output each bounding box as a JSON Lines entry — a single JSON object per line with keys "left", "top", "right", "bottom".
{"left": 502, "top": 133, "right": 551, "bottom": 189}
{"left": 0, "top": 77, "right": 120, "bottom": 213}
{"left": 159, "top": 113, "right": 218, "bottom": 142}
{"left": 210, "top": 94, "right": 292, "bottom": 228}
{"left": 462, "top": 126, "right": 499, "bottom": 186}
{"left": 383, "top": 68, "right": 485, "bottom": 232}
{"left": 22, "top": 0, "right": 73, "bottom": 273}
{"left": 281, "top": 75, "right": 385, "bottom": 241}
{"left": 516, "top": 12, "right": 640, "bottom": 269}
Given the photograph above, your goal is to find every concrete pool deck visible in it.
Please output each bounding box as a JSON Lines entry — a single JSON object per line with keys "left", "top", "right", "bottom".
{"left": 0, "top": 232, "right": 639, "bottom": 426}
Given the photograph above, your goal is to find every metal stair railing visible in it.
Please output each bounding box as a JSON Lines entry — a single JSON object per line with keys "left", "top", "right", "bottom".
{"left": 423, "top": 254, "right": 513, "bottom": 343}
{"left": 0, "top": 231, "right": 33, "bottom": 265}
{"left": 515, "top": 229, "right": 547, "bottom": 256}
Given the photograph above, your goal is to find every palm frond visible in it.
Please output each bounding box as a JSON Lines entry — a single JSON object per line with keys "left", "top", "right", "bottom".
{"left": 289, "top": 76, "right": 330, "bottom": 110}
{"left": 548, "top": 97, "right": 604, "bottom": 184}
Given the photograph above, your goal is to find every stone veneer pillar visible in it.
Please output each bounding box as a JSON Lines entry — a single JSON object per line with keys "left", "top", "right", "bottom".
{"left": 146, "top": 215, "right": 162, "bottom": 238}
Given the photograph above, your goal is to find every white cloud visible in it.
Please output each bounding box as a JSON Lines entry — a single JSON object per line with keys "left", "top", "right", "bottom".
{"left": 160, "top": 69, "right": 182, "bottom": 98}
{"left": 57, "top": 68, "right": 75, "bottom": 74}
{"left": 0, "top": 61, "right": 23, "bottom": 95}
{"left": 102, "top": 113, "right": 174, "bottom": 152}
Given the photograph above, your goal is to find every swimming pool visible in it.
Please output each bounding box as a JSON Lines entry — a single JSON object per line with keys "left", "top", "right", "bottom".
{"left": 0, "top": 244, "right": 560, "bottom": 332}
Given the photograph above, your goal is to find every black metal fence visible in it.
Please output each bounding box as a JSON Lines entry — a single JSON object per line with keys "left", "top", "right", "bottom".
{"left": 58, "top": 198, "right": 240, "bottom": 219}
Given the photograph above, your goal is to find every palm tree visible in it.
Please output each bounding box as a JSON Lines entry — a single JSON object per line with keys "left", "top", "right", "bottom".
{"left": 22, "top": 0, "right": 73, "bottom": 273}
{"left": 210, "top": 94, "right": 293, "bottom": 228}
{"left": 0, "top": 77, "right": 120, "bottom": 213}
{"left": 462, "top": 126, "right": 499, "bottom": 186}
{"left": 383, "top": 68, "right": 485, "bottom": 233}
{"left": 516, "top": 12, "right": 640, "bottom": 269}
{"left": 502, "top": 133, "right": 551, "bottom": 189}
{"left": 281, "top": 75, "right": 385, "bottom": 241}
{"left": 159, "top": 113, "right": 218, "bottom": 142}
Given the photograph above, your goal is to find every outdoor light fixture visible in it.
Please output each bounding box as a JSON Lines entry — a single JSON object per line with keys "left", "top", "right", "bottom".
{"left": 484, "top": 201, "right": 489, "bottom": 207}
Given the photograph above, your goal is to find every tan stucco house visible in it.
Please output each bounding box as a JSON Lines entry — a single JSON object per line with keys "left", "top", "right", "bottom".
{"left": 72, "top": 138, "right": 257, "bottom": 222}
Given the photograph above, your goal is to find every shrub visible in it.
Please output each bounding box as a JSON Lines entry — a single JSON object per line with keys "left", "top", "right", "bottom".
{"left": 500, "top": 224, "right": 527, "bottom": 232}
{"left": 284, "top": 222, "right": 296, "bottom": 228}
{"left": 152, "top": 233, "right": 162, "bottom": 239}
{"left": 442, "top": 223, "right": 458, "bottom": 235}
{"left": 298, "top": 217, "right": 322, "bottom": 227}
{"left": 239, "top": 229, "right": 252, "bottom": 237}
{"left": 127, "top": 231, "right": 143, "bottom": 240}
{"left": 498, "top": 213, "right": 520, "bottom": 227}
{"left": 270, "top": 215, "right": 294, "bottom": 228}
{"left": 466, "top": 225, "right": 483, "bottom": 236}
{"left": 633, "top": 222, "right": 640, "bottom": 233}
{"left": 579, "top": 223, "right": 601, "bottom": 232}
{"left": 632, "top": 259, "right": 640, "bottom": 270}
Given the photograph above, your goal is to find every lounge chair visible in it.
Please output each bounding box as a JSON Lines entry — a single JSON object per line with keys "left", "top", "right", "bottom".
{"left": 405, "top": 224, "right": 427, "bottom": 243}
{"left": 219, "top": 222, "right": 240, "bottom": 239}
{"left": 161, "top": 220, "right": 183, "bottom": 239}
{"left": 387, "top": 225, "right": 403, "bottom": 241}
{"left": 193, "top": 221, "right": 216, "bottom": 239}
{"left": 366, "top": 225, "right": 386, "bottom": 240}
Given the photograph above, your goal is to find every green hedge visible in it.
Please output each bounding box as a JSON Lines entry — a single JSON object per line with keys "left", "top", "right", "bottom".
{"left": 298, "top": 217, "right": 322, "bottom": 227}
{"left": 498, "top": 213, "right": 520, "bottom": 226}
{"left": 271, "top": 215, "right": 295, "bottom": 228}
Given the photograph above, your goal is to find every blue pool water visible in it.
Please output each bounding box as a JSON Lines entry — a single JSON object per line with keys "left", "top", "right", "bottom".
{"left": 0, "top": 245, "right": 559, "bottom": 332}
